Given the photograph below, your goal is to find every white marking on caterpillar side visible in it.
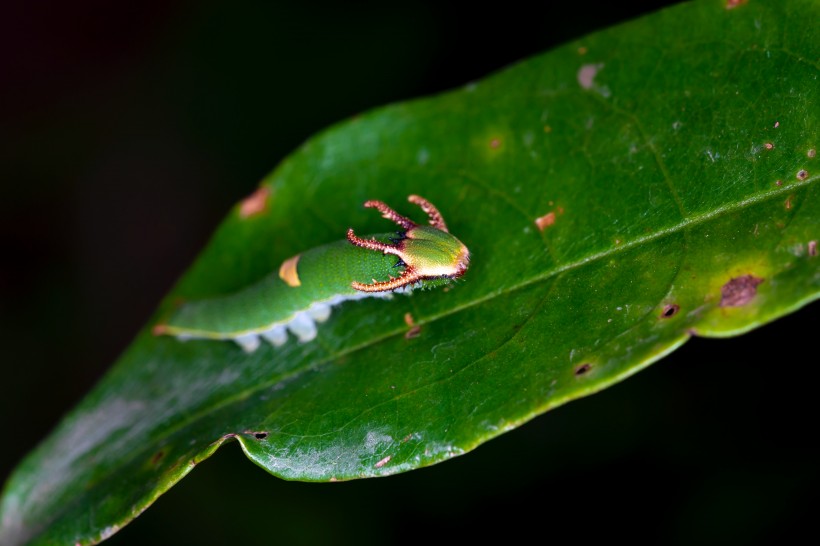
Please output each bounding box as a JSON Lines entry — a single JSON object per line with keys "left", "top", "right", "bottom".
{"left": 234, "top": 333, "right": 261, "bottom": 353}
{"left": 307, "top": 302, "right": 332, "bottom": 322}
{"left": 287, "top": 311, "right": 318, "bottom": 343}
{"left": 196, "top": 290, "right": 409, "bottom": 353}
{"left": 261, "top": 325, "right": 288, "bottom": 347}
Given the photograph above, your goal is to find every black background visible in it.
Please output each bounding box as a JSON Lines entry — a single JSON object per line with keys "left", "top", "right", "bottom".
{"left": 1, "top": 1, "right": 817, "bottom": 544}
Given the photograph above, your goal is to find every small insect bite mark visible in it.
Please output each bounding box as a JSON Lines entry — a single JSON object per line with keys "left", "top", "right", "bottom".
{"left": 152, "top": 324, "right": 169, "bottom": 336}
{"left": 535, "top": 212, "right": 556, "bottom": 231}
{"left": 577, "top": 63, "right": 603, "bottom": 90}
{"left": 574, "top": 363, "right": 593, "bottom": 376}
{"left": 375, "top": 455, "right": 392, "bottom": 468}
{"left": 253, "top": 432, "right": 268, "bottom": 440}
{"left": 239, "top": 187, "right": 270, "bottom": 218}
{"left": 279, "top": 254, "right": 301, "bottom": 287}
{"left": 660, "top": 304, "right": 680, "bottom": 319}
{"left": 404, "top": 312, "right": 421, "bottom": 339}
{"left": 720, "top": 275, "right": 764, "bottom": 307}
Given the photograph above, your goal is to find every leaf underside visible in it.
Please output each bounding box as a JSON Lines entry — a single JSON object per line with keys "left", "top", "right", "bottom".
{"left": 2, "top": 1, "right": 818, "bottom": 544}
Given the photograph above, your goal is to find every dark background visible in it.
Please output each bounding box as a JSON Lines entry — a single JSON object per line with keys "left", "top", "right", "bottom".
{"left": 2, "top": 1, "right": 817, "bottom": 544}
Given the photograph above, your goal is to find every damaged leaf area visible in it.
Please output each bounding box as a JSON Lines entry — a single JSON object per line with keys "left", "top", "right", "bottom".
{"left": 2, "top": 1, "right": 818, "bottom": 545}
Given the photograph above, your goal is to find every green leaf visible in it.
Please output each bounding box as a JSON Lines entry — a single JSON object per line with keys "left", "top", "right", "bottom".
{"left": 3, "top": 0, "right": 818, "bottom": 544}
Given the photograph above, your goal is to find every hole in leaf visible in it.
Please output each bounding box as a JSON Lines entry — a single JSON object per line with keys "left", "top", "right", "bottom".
{"left": 574, "top": 363, "right": 592, "bottom": 376}
{"left": 660, "top": 304, "right": 680, "bottom": 318}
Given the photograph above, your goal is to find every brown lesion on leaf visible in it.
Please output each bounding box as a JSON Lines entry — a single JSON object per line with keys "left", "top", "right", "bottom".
{"left": 725, "top": 0, "right": 748, "bottom": 9}
{"left": 660, "top": 303, "right": 680, "bottom": 319}
{"left": 719, "top": 274, "right": 764, "bottom": 307}
{"left": 763, "top": 142, "right": 774, "bottom": 150}
{"left": 809, "top": 241, "right": 817, "bottom": 257}
{"left": 404, "top": 312, "right": 422, "bottom": 339}
{"left": 796, "top": 169, "right": 809, "bottom": 181}
{"left": 375, "top": 455, "right": 392, "bottom": 468}
{"left": 239, "top": 186, "right": 271, "bottom": 218}
{"left": 535, "top": 206, "right": 564, "bottom": 232}
{"left": 807, "top": 149, "right": 816, "bottom": 158}
{"left": 152, "top": 323, "right": 169, "bottom": 336}
{"left": 535, "top": 212, "right": 556, "bottom": 231}
{"left": 574, "top": 363, "right": 593, "bottom": 376}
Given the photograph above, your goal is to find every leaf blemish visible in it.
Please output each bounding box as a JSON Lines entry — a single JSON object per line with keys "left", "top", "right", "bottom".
{"left": 404, "top": 312, "right": 422, "bottom": 339}
{"left": 809, "top": 241, "right": 817, "bottom": 257}
{"left": 375, "top": 455, "right": 392, "bottom": 468}
{"left": 725, "top": 0, "right": 748, "bottom": 9}
{"left": 660, "top": 304, "right": 680, "bottom": 319}
{"left": 577, "top": 63, "right": 603, "bottom": 90}
{"left": 253, "top": 432, "right": 269, "bottom": 440}
{"left": 764, "top": 142, "right": 774, "bottom": 150}
{"left": 151, "top": 450, "right": 165, "bottom": 465}
{"left": 535, "top": 212, "right": 556, "bottom": 231}
{"left": 807, "top": 149, "right": 816, "bottom": 158}
{"left": 489, "top": 137, "right": 502, "bottom": 149}
{"left": 574, "top": 363, "right": 593, "bottom": 376}
{"left": 719, "top": 275, "right": 764, "bottom": 307}
{"left": 239, "top": 186, "right": 270, "bottom": 218}
{"left": 796, "top": 169, "right": 808, "bottom": 181}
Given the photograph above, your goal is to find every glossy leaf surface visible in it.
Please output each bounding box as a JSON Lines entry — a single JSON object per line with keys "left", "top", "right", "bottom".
{"left": 2, "top": 1, "right": 818, "bottom": 544}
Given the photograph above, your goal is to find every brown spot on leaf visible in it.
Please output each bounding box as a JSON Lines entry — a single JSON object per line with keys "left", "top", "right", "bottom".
{"left": 720, "top": 275, "right": 764, "bottom": 307}
{"left": 152, "top": 324, "right": 168, "bottom": 336}
{"left": 577, "top": 63, "right": 603, "bottom": 90}
{"left": 725, "top": 0, "right": 748, "bottom": 9}
{"left": 375, "top": 455, "right": 392, "bottom": 468}
{"left": 796, "top": 169, "right": 808, "bottom": 181}
{"left": 574, "top": 363, "right": 592, "bottom": 376}
{"left": 535, "top": 212, "right": 556, "bottom": 231}
{"left": 489, "top": 138, "right": 501, "bottom": 149}
{"left": 808, "top": 149, "right": 816, "bottom": 158}
{"left": 785, "top": 195, "right": 793, "bottom": 210}
{"left": 764, "top": 142, "right": 774, "bottom": 150}
{"left": 775, "top": 180, "right": 783, "bottom": 187}
{"left": 239, "top": 186, "right": 270, "bottom": 218}
{"left": 660, "top": 304, "right": 680, "bottom": 319}
{"left": 151, "top": 450, "right": 165, "bottom": 465}
{"left": 404, "top": 313, "right": 421, "bottom": 339}
{"left": 809, "top": 240, "right": 817, "bottom": 257}
{"left": 577, "top": 46, "right": 588, "bottom": 55}
{"left": 543, "top": 125, "right": 552, "bottom": 133}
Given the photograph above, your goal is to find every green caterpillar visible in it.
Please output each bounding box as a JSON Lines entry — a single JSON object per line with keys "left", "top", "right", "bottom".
{"left": 155, "top": 195, "right": 470, "bottom": 352}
